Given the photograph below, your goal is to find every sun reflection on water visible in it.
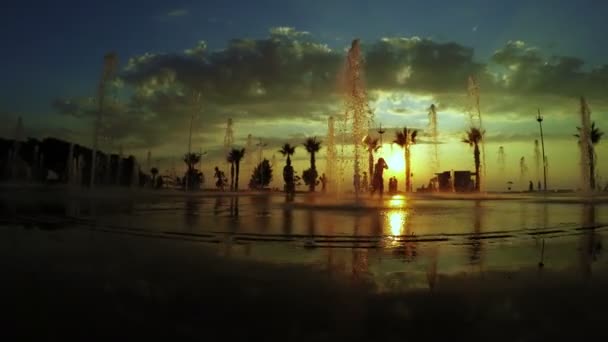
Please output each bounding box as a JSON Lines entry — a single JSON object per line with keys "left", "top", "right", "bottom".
{"left": 386, "top": 195, "right": 409, "bottom": 245}
{"left": 389, "top": 211, "right": 405, "bottom": 237}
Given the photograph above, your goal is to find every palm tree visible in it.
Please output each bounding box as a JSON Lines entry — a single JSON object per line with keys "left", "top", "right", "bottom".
{"left": 226, "top": 153, "right": 235, "bottom": 191}
{"left": 279, "top": 143, "right": 296, "bottom": 163}
{"left": 393, "top": 127, "right": 418, "bottom": 192}
{"left": 462, "top": 127, "right": 484, "bottom": 192}
{"left": 183, "top": 152, "right": 201, "bottom": 171}
{"left": 228, "top": 148, "right": 246, "bottom": 191}
{"left": 303, "top": 137, "right": 322, "bottom": 192}
{"left": 183, "top": 152, "right": 202, "bottom": 190}
{"left": 575, "top": 121, "right": 604, "bottom": 190}
{"left": 363, "top": 136, "right": 380, "bottom": 183}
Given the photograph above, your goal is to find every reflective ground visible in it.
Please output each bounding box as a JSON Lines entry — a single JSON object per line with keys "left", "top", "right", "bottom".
{"left": 2, "top": 186, "right": 608, "bottom": 340}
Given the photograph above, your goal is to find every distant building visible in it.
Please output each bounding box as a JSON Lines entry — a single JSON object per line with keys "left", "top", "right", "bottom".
{"left": 427, "top": 170, "right": 476, "bottom": 192}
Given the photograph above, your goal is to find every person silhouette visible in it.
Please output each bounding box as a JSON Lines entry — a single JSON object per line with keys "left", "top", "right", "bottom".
{"left": 529, "top": 180, "right": 534, "bottom": 192}
{"left": 371, "top": 158, "right": 389, "bottom": 197}
{"left": 353, "top": 173, "right": 361, "bottom": 193}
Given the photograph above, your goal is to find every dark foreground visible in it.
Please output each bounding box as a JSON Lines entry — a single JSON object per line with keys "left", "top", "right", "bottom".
{"left": 3, "top": 228, "right": 608, "bottom": 341}
{"left": 2, "top": 188, "right": 608, "bottom": 340}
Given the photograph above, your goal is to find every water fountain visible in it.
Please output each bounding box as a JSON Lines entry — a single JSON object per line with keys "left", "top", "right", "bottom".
{"left": 498, "top": 146, "right": 506, "bottom": 176}
{"left": 534, "top": 140, "right": 541, "bottom": 186}
{"left": 578, "top": 97, "right": 592, "bottom": 192}
{"left": 340, "top": 39, "right": 374, "bottom": 196}
{"left": 224, "top": 118, "right": 234, "bottom": 169}
{"left": 428, "top": 104, "right": 439, "bottom": 172}
{"left": 91, "top": 52, "right": 118, "bottom": 189}
{"left": 325, "top": 116, "right": 337, "bottom": 192}
{"left": 467, "top": 76, "right": 487, "bottom": 191}
{"left": 246, "top": 134, "right": 253, "bottom": 177}
{"left": 146, "top": 150, "right": 151, "bottom": 173}
{"left": 519, "top": 157, "right": 528, "bottom": 186}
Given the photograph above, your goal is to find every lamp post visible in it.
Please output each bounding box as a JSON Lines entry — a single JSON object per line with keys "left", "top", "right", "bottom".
{"left": 536, "top": 109, "right": 548, "bottom": 191}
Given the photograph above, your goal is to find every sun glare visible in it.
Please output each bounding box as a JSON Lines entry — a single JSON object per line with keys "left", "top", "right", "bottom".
{"left": 388, "top": 211, "right": 405, "bottom": 237}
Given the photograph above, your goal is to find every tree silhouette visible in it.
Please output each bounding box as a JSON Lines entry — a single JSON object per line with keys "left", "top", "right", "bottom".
{"left": 575, "top": 121, "right": 604, "bottom": 190}
{"left": 302, "top": 137, "right": 321, "bottom": 192}
{"left": 280, "top": 143, "right": 296, "bottom": 194}
{"left": 249, "top": 159, "right": 273, "bottom": 190}
{"left": 363, "top": 136, "right": 380, "bottom": 185}
{"left": 183, "top": 152, "right": 202, "bottom": 190}
{"left": 393, "top": 127, "right": 418, "bottom": 192}
{"left": 463, "top": 127, "right": 484, "bottom": 192}
{"left": 226, "top": 153, "right": 235, "bottom": 191}
{"left": 279, "top": 143, "right": 296, "bottom": 163}
{"left": 228, "top": 148, "right": 245, "bottom": 191}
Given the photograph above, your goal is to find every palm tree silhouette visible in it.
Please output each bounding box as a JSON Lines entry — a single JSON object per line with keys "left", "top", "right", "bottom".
{"left": 183, "top": 152, "right": 201, "bottom": 190}
{"left": 463, "top": 127, "right": 484, "bottom": 192}
{"left": 279, "top": 143, "right": 296, "bottom": 164}
{"left": 303, "top": 137, "right": 322, "bottom": 192}
{"left": 393, "top": 127, "right": 418, "bottom": 192}
{"left": 575, "top": 121, "right": 604, "bottom": 190}
{"left": 363, "top": 136, "right": 380, "bottom": 184}
{"left": 228, "top": 148, "right": 246, "bottom": 191}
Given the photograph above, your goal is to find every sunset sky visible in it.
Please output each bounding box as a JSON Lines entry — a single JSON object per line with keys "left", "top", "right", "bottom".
{"left": 1, "top": 0, "right": 607, "bottom": 191}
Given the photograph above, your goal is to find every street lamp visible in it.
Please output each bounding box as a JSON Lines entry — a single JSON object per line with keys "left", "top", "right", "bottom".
{"left": 536, "top": 109, "right": 548, "bottom": 191}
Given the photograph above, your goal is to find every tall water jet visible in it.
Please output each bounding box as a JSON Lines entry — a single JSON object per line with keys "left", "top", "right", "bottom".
{"left": 578, "top": 97, "right": 593, "bottom": 192}
{"left": 91, "top": 52, "right": 118, "bottom": 189}
{"left": 519, "top": 157, "right": 529, "bottom": 185}
{"left": 341, "top": 39, "right": 373, "bottom": 196}
{"left": 498, "top": 146, "right": 506, "bottom": 175}
{"left": 146, "top": 150, "right": 151, "bottom": 173}
{"left": 534, "top": 140, "right": 541, "bottom": 185}
{"left": 224, "top": 118, "right": 234, "bottom": 167}
{"left": 325, "top": 116, "right": 337, "bottom": 192}
{"left": 428, "top": 104, "right": 439, "bottom": 172}
{"left": 467, "top": 76, "right": 487, "bottom": 191}
{"left": 246, "top": 134, "right": 254, "bottom": 179}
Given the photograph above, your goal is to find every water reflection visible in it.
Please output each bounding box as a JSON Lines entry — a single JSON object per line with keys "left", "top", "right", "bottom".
{"left": 385, "top": 195, "right": 416, "bottom": 262}
{"left": 581, "top": 202, "right": 602, "bottom": 280}
{"left": 469, "top": 200, "right": 484, "bottom": 266}
{"left": 229, "top": 196, "right": 239, "bottom": 218}
{"left": 253, "top": 194, "right": 271, "bottom": 232}
{"left": 185, "top": 198, "right": 199, "bottom": 229}
{"left": 351, "top": 213, "right": 369, "bottom": 280}
{"left": 213, "top": 197, "right": 225, "bottom": 216}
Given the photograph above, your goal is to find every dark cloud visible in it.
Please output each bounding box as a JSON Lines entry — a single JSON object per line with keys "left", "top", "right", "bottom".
{"left": 491, "top": 40, "right": 608, "bottom": 97}
{"left": 50, "top": 29, "right": 608, "bottom": 160}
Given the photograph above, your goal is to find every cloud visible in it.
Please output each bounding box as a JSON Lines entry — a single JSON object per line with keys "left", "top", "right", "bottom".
{"left": 166, "top": 9, "right": 189, "bottom": 17}
{"left": 50, "top": 28, "right": 608, "bottom": 165}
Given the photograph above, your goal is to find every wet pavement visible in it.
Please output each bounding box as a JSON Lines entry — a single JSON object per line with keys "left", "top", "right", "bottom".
{"left": 2, "top": 187, "right": 608, "bottom": 339}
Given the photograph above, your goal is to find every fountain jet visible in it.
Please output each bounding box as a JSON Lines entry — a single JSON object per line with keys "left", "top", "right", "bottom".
{"left": 340, "top": 39, "right": 374, "bottom": 196}
{"left": 325, "top": 116, "right": 337, "bottom": 192}
{"left": 467, "top": 76, "right": 487, "bottom": 191}
{"left": 578, "top": 97, "right": 593, "bottom": 192}
{"left": 498, "top": 146, "right": 506, "bottom": 176}
{"left": 519, "top": 157, "right": 529, "bottom": 185}
{"left": 534, "top": 140, "right": 541, "bottom": 185}
{"left": 428, "top": 104, "right": 439, "bottom": 172}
